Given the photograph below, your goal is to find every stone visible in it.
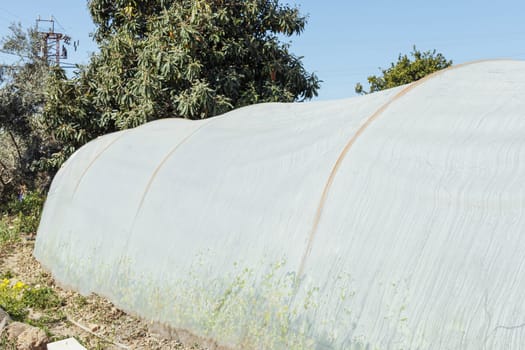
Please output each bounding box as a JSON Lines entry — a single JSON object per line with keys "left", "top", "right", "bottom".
{"left": 0, "top": 306, "right": 12, "bottom": 330}
{"left": 5, "top": 321, "right": 27, "bottom": 339}
{"left": 5, "top": 321, "right": 48, "bottom": 350}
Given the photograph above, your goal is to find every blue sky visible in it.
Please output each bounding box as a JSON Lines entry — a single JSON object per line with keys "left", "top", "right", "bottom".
{"left": 1, "top": 0, "right": 524, "bottom": 100}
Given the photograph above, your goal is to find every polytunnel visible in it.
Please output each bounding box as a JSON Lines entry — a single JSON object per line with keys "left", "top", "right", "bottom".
{"left": 35, "top": 60, "right": 525, "bottom": 349}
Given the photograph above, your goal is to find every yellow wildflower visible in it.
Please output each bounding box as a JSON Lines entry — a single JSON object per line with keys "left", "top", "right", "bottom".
{"left": 13, "top": 281, "right": 26, "bottom": 290}
{"left": 124, "top": 4, "right": 134, "bottom": 17}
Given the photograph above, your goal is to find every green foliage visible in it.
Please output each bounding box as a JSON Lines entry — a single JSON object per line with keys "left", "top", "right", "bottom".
{"left": 0, "top": 270, "right": 14, "bottom": 279}
{"left": 0, "top": 191, "right": 45, "bottom": 246}
{"left": 42, "top": 0, "right": 320, "bottom": 168}
{"left": 0, "top": 279, "right": 29, "bottom": 321}
{"left": 5, "top": 190, "right": 45, "bottom": 215}
{"left": 0, "top": 216, "right": 19, "bottom": 246}
{"left": 0, "top": 23, "right": 52, "bottom": 201}
{"left": 73, "top": 295, "right": 88, "bottom": 308}
{"left": 4, "top": 191, "right": 45, "bottom": 234}
{"left": 170, "top": 258, "right": 318, "bottom": 348}
{"left": 355, "top": 46, "right": 452, "bottom": 94}
{"left": 0, "top": 278, "right": 63, "bottom": 323}
{"left": 22, "top": 286, "right": 63, "bottom": 310}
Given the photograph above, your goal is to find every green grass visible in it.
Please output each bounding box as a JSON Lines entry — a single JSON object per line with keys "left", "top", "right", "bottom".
{"left": 22, "top": 286, "right": 63, "bottom": 310}
{"left": 0, "top": 215, "right": 20, "bottom": 246}
{"left": 0, "top": 278, "right": 64, "bottom": 324}
{"left": 4, "top": 190, "right": 45, "bottom": 235}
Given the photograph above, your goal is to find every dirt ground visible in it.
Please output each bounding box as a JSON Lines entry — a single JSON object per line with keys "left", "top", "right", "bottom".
{"left": 0, "top": 239, "right": 207, "bottom": 350}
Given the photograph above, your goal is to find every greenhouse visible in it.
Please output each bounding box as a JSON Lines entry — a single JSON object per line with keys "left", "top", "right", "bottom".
{"left": 35, "top": 60, "right": 525, "bottom": 349}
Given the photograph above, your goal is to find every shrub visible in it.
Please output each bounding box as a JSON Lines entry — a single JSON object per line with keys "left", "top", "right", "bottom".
{"left": 5, "top": 190, "right": 45, "bottom": 234}
{"left": 22, "top": 286, "right": 63, "bottom": 310}
{"left": 0, "top": 278, "right": 29, "bottom": 321}
{"left": 0, "top": 278, "right": 63, "bottom": 322}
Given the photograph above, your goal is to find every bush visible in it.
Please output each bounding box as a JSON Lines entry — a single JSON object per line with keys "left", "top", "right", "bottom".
{"left": 5, "top": 190, "right": 45, "bottom": 234}
{"left": 0, "top": 278, "right": 63, "bottom": 322}
{"left": 0, "top": 278, "right": 29, "bottom": 321}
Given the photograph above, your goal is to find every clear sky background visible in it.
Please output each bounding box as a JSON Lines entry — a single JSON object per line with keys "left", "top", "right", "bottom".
{"left": 1, "top": 0, "right": 524, "bottom": 100}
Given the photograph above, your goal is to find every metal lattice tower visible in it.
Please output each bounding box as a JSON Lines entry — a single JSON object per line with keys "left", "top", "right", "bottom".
{"left": 36, "top": 16, "right": 69, "bottom": 65}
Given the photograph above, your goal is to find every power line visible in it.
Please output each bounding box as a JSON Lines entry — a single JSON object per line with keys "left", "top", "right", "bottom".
{"left": 36, "top": 16, "right": 70, "bottom": 66}
{"left": 51, "top": 16, "right": 67, "bottom": 32}
{"left": 59, "top": 61, "right": 78, "bottom": 68}
{"left": 2, "top": 16, "right": 77, "bottom": 70}
{"left": 0, "top": 48, "right": 31, "bottom": 60}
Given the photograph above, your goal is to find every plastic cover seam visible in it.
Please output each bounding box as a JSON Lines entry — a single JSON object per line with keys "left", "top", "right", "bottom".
{"left": 296, "top": 59, "right": 499, "bottom": 278}
{"left": 71, "top": 131, "right": 131, "bottom": 196}
{"left": 132, "top": 117, "right": 219, "bottom": 223}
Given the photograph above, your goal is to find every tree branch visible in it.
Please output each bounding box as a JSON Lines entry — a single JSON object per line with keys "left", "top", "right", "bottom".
{"left": 7, "top": 130, "right": 22, "bottom": 161}
{"left": 0, "top": 158, "right": 12, "bottom": 172}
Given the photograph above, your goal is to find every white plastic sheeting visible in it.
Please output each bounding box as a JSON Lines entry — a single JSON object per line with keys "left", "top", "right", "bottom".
{"left": 35, "top": 60, "right": 525, "bottom": 349}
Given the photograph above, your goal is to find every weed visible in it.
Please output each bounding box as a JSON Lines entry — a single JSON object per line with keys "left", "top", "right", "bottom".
{"left": 0, "top": 278, "right": 29, "bottom": 321}
{"left": 5, "top": 190, "right": 45, "bottom": 234}
{"left": 73, "top": 295, "right": 88, "bottom": 307}
{"left": 22, "top": 286, "right": 63, "bottom": 310}
{"left": 0, "top": 270, "right": 13, "bottom": 279}
{"left": 0, "top": 278, "right": 64, "bottom": 323}
{"left": 27, "top": 311, "right": 66, "bottom": 337}
{"left": 0, "top": 216, "right": 20, "bottom": 246}
{"left": 165, "top": 257, "right": 318, "bottom": 349}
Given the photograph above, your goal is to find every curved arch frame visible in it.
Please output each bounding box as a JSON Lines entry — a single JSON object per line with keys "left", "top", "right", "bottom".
{"left": 296, "top": 60, "right": 500, "bottom": 278}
